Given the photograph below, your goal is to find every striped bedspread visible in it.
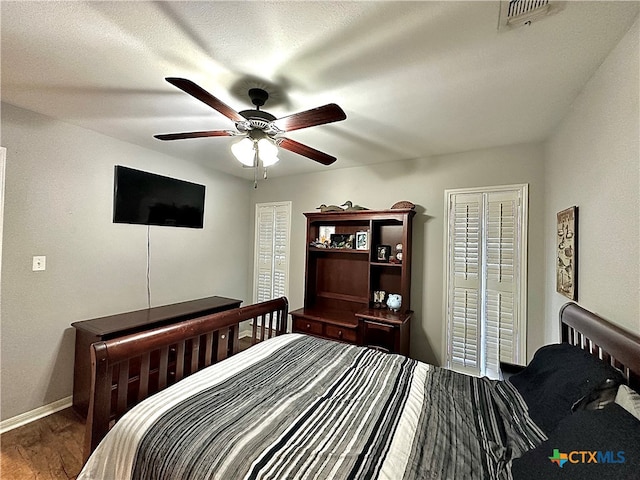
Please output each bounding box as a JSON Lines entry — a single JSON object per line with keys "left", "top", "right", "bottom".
{"left": 78, "top": 334, "right": 545, "bottom": 480}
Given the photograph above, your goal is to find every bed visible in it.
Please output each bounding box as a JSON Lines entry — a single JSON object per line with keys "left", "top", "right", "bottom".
{"left": 78, "top": 300, "right": 640, "bottom": 480}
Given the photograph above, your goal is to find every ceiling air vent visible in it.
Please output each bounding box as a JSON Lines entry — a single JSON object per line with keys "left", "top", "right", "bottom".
{"left": 498, "top": 0, "right": 564, "bottom": 30}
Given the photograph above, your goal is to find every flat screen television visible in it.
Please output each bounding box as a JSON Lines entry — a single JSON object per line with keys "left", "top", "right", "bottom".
{"left": 113, "top": 166, "right": 205, "bottom": 228}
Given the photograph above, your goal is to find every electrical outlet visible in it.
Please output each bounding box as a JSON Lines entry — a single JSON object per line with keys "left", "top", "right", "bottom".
{"left": 32, "top": 255, "right": 46, "bottom": 271}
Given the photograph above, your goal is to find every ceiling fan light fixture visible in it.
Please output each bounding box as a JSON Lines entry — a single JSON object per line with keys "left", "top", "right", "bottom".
{"left": 257, "top": 138, "right": 279, "bottom": 167}
{"left": 231, "top": 137, "right": 255, "bottom": 166}
{"left": 156, "top": 78, "right": 346, "bottom": 171}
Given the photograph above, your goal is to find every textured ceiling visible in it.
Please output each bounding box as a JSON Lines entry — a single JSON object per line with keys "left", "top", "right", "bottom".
{"left": 2, "top": 1, "right": 638, "bottom": 179}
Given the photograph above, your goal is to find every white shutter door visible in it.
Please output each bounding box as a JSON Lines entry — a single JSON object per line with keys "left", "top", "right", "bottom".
{"left": 272, "top": 204, "right": 290, "bottom": 298}
{"left": 483, "top": 190, "right": 520, "bottom": 378}
{"left": 256, "top": 205, "right": 275, "bottom": 303}
{"left": 446, "top": 193, "right": 482, "bottom": 375}
{"left": 445, "top": 185, "right": 527, "bottom": 378}
{"left": 253, "top": 202, "right": 291, "bottom": 305}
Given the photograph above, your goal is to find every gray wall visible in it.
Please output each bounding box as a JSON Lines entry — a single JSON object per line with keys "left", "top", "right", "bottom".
{"left": 543, "top": 17, "right": 639, "bottom": 340}
{"left": 251, "top": 142, "right": 546, "bottom": 366}
{"left": 1, "top": 103, "right": 253, "bottom": 420}
{"left": 249, "top": 16, "right": 640, "bottom": 368}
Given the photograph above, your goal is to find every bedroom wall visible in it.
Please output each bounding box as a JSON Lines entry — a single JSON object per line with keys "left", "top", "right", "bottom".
{"left": 0, "top": 103, "right": 252, "bottom": 421}
{"left": 543, "top": 17, "right": 639, "bottom": 341}
{"left": 251, "top": 142, "right": 546, "bottom": 366}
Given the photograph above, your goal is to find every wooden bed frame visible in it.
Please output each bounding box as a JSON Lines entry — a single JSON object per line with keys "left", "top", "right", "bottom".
{"left": 83, "top": 298, "right": 640, "bottom": 460}
{"left": 561, "top": 302, "right": 640, "bottom": 390}
{"left": 84, "top": 296, "right": 288, "bottom": 459}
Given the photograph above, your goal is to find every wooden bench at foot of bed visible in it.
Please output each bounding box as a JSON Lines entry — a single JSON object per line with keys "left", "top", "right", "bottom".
{"left": 85, "top": 297, "right": 288, "bottom": 460}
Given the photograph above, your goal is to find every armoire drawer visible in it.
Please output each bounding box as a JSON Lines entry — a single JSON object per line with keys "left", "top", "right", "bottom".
{"left": 292, "top": 317, "right": 324, "bottom": 336}
{"left": 325, "top": 324, "right": 358, "bottom": 343}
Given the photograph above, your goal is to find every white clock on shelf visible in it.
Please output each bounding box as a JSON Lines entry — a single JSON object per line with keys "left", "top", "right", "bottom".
{"left": 395, "top": 243, "right": 403, "bottom": 262}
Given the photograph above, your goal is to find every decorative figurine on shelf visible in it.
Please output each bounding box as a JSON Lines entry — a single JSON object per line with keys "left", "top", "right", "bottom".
{"left": 386, "top": 294, "right": 402, "bottom": 312}
{"left": 391, "top": 201, "right": 415, "bottom": 210}
{"left": 373, "top": 290, "right": 386, "bottom": 309}
{"left": 309, "top": 239, "right": 329, "bottom": 248}
{"left": 341, "top": 200, "right": 369, "bottom": 211}
{"left": 316, "top": 204, "right": 344, "bottom": 213}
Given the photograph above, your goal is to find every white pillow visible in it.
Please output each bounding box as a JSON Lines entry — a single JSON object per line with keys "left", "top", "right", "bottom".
{"left": 615, "top": 384, "right": 640, "bottom": 421}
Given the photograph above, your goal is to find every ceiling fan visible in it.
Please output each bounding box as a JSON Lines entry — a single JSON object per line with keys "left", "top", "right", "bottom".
{"left": 154, "top": 77, "right": 346, "bottom": 171}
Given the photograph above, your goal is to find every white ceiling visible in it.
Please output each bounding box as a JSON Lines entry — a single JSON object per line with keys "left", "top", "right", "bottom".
{"left": 2, "top": 1, "right": 638, "bottom": 180}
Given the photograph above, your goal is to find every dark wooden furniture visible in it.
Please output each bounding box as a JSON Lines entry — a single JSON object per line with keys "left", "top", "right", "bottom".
{"left": 84, "top": 296, "right": 288, "bottom": 459}
{"left": 72, "top": 295, "right": 241, "bottom": 417}
{"left": 560, "top": 302, "right": 640, "bottom": 390}
{"left": 81, "top": 297, "right": 640, "bottom": 467}
{"left": 356, "top": 308, "right": 411, "bottom": 354}
{"left": 290, "top": 208, "right": 414, "bottom": 355}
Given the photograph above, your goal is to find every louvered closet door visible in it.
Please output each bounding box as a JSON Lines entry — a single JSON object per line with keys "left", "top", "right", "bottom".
{"left": 256, "top": 206, "right": 275, "bottom": 303}
{"left": 445, "top": 185, "right": 528, "bottom": 378}
{"left": 483, "top": 190, "right": 523, "bottom": 379}
{"left": 446, "top": 193, "right": 483, "bottom": 376}
{"left": 254, "top": 202, "right": 291, "bottom": 304}
{"left": 272, "top": 205, "right": 290, "bottom": 299}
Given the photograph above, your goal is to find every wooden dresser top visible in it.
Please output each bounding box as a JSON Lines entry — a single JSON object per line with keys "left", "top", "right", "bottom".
{"left": 71, "top": 296, "right": 242, "bottom": 336}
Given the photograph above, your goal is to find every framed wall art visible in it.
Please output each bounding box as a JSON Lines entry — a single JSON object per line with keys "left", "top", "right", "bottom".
{"left": 556, "top": 206, "right": 578, "bottom": 300}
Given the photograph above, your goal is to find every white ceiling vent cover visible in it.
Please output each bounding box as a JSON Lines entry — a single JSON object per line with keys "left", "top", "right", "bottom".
{"left": 498, "top": 0, "right": 564, "bottom": 30}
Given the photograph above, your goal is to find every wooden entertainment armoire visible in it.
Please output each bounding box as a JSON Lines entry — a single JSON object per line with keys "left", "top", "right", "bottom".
{"left": 290, "top": 207, "right": 414, "bottom": 355}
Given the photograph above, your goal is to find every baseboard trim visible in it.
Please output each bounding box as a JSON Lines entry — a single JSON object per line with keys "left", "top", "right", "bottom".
{"left": 0, "top": 396, "right": 73, "bottom": 434}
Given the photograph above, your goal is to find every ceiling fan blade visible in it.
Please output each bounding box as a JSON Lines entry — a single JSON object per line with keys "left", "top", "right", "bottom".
{"left": 154, "top": 130, "right": 233, "bottom": 141}
{"left": 278, "top": 138, "right": 337, "bottom": 165}
{"left": 272, "top": 104, "right": 346, "bottom": 132}
{"left": 165, "top": 77, "right": 245, "bottom": 123}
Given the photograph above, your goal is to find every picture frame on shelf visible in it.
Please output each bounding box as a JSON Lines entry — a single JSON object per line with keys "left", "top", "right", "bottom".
{"left": 330, "top": 233, "right": 354, "bottom": 249}
{"left": 355, "top": 231, "right": 369, "bottom": 250}
{"left": 373, "top": 290, "right": 386, "bottom": 308}
{"left": 376, "top": 245, "right": 391, "bottom": 262}
{"left": 318, "top": 225, "right": 335, "bottom": 245}
{"left": 556, "top": 206, "right": 578, "bottom": 300}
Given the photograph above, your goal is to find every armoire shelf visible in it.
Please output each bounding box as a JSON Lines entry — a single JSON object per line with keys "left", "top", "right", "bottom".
{"left": 290, "top": 207, "right": 415, "bottom": 355}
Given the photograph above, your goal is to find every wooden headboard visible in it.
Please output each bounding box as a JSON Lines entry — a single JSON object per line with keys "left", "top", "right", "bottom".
{"left": 561, "top": 302, "right": 640, "bottom": 391}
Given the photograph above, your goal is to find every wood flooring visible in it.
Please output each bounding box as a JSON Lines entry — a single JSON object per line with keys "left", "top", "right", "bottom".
{"left": 1, "top": 408, "right": 85, "bottom": 480}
